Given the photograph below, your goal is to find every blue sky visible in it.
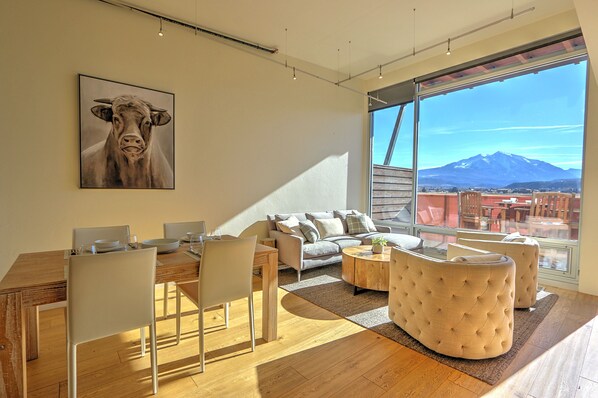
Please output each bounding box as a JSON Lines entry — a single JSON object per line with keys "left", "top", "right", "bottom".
{"left": 372, "top": 60, "right": 587, "bottom": 170}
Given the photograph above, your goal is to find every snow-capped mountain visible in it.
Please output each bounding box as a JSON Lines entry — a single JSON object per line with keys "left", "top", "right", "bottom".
{"left": 418, "top": 151, "right": 579, "bottom": 188}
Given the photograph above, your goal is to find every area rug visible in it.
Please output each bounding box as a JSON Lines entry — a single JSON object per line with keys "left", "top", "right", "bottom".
{"left": 279, "top": 263, "right": 558, "bottom": 385}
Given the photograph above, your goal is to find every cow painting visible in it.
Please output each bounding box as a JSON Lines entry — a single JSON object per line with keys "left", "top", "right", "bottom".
{"left": 81, "top": 95, "right": 174, "bottom": 189}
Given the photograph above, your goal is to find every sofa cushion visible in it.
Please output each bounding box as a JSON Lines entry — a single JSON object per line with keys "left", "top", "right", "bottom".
{"left": 359, "top": 232, "right": 423, "bottom": 251}
{"left": 276, "top": 216, "right": 300, "bottom": 234}
{"left": 346, "top": 214, "right": 369, "bottom": 234}
{"left": 315, "top": 218, "right": 344, "bottom": 239}
{"left": 274, "top": 213, "right": 307, "bottom": 231}
{"left": 299, "top": 220, "right": 320, "bottom": 243}
{"left": 324, "top": 235, "right": 362, "bottom": 250}
{"left": 352, "top": 210, "right": 377, "bottom": 232}
{"left": 306, "top": 211, "right": 334, "bottom": 222}
{"left": 333, "top": 210, "right": 357, "bottom": 233}
{"left": 303, "top": 241, "right": 340, "bottom": 258}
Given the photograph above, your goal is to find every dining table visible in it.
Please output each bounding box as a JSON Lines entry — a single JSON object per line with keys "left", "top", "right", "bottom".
{"left": 0, "top": 237, "right": 278, "bottom": 398}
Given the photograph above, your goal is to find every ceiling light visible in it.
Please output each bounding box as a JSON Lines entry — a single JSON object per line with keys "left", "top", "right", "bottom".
{"left": 158, "top": 18, "right": 164, "bottom": 37}
{"left": 446, "top": 38, "right": 451, "bottom": 55}
{"left": 378, "top": 65, "right": 383, "bottom": 79}
{"left": 293, "top": 67, "right": 297, "bottom": 80}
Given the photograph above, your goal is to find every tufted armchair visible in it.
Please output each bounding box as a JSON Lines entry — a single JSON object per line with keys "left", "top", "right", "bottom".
{"left": 455, "top": 231, "right": 539, "bottom": 309}
{"left": 388, "top": 245, "right": 515, "bottom": 359}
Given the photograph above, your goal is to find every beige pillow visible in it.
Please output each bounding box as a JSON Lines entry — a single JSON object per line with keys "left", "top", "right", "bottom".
{"left": 276, "top": 216, "right": 300, "bottom": 234}
{"left": 314, "top": 218, "right": 344, "bottom": 239}
{"left": 353, "top": 210, "right": 377, "bottom": 232}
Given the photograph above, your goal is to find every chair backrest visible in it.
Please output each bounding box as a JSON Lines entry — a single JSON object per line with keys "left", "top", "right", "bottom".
{"left": 199, "top": 236, "right": 257, "bottom": 309}
{"left": 163, "top": 221, "right": 206, "bottom": 239}
{"left": 72, "top": 225, "right": 130, "bottom": 249}
{"left": 459, "top": 191, "right": 482, "bottom": 218}
{"left": 67, "top": 248, "right": 157, "bottom": 345}
{"left": 529, "top": 192, "right": 574, "bottom": 223}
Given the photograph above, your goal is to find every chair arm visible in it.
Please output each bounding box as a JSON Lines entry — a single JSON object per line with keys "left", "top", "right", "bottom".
{"left": 446, "top": 243, "right": 491, "bottom": 259}
{"left": 268, "top": 230, "right": 304, "bottom": 271}
{"left": 455, "top": 231, "right": 505, "bottom": 242}
{"left": 374, "top": 225, "right": 391, "bottom": 233}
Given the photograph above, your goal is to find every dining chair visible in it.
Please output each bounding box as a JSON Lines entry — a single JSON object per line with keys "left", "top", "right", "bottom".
{"left": 72, "top": 225, "right": 147, "bottom": 356}
{"left": 458, "top": 191, "right": 482, "bottom": 229}
{"left": 175, "top": 236, "right": 257, "bottom": 372}
{"left": 163, "top": 221, "right": 206, "bottom": 317}
{"left": 67, "top": 248, "right": 158, "bottom": 397}
{"left": 526, "top": 192, "right": 575, "bottom": 238}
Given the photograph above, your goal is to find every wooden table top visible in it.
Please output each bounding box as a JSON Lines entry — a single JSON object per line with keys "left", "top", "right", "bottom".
{"left": 342, "top": 245, "right": 391, "bottom": 262}
{"left": 0, "top": 240, "right": 277, "bottom": 295}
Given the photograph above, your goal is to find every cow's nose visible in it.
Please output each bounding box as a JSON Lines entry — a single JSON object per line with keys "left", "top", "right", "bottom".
{"left": 122, "top": 134, "right": 143, "bottom": 147}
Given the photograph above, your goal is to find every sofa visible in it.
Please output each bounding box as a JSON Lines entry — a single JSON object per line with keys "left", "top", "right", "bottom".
{"left": 267, "top": 210, "right": 424, "bottom": 280}
{"left": 455, "top": 231, "right": 539, "bottom": 309}
{"left": 389, "top": 245, "right": 515, "bottom": 359}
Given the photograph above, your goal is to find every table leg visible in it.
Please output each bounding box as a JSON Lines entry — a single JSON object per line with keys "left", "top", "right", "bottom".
{"left": 25, "top": 307, "right": 39, "bottom": 361}
{"left": 261, "top": 251, "right": 278, "bottom": 342}
{"left": 0, "top": 292, "right": 26, "bottom": 398}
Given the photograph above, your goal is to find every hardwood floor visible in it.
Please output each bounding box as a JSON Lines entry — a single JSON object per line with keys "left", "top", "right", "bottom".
{"left": 27, "top": 278, "right": 598, "bottom": 397}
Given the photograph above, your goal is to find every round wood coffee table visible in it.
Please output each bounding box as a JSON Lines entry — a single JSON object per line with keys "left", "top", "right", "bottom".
{"left": 342, "top": 245, "right": 391, "bottom": 294}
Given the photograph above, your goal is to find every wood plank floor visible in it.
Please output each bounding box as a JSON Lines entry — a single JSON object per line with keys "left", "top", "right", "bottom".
{"left": 27, "top": 278, "right": 598, "bottom": 397}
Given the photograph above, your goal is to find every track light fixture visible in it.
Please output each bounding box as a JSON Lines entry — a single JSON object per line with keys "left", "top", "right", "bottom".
{"left": 158, "top": 18, "right": 164, "bottom": 37}
{"left": 293, "top": 67, "right": 297, "bottom": 80}
{"left": 378, "top": 65, "right": 383, "bottom": 79}
{"left": 446, "top": 38, "right": 451, "bottom": 55}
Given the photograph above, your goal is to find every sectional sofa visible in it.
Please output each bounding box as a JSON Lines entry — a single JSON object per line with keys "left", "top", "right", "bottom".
{"left": 267, "top": 210, "right": 424, "bottom": 280}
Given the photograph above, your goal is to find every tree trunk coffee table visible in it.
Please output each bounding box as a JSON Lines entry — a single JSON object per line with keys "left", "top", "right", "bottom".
{"left": 342, "top": 245, "right": 391, "bottom": 294}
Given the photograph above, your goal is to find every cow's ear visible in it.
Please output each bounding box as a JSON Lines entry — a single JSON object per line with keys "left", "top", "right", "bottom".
{"left": 91, "top": 105, "right": 113, "bottom": 121}
{"left": 151, "top": 111, "right": 172, "bottom": 126}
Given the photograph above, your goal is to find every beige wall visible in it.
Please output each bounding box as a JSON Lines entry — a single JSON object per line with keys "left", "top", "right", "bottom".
{"left": 365, "top": 10, "right": 598, "bottom": 295}
{"left": 0, "top": 0, "right": 365, "bottom": 279}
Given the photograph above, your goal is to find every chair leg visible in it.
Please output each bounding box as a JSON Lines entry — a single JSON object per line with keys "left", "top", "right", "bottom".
{"left": 163, "top": 282, "right": 169, "bottom": 317}
{"left": 297, "top": 269, "right": 301, "bottom": 282}
{"left": 199, "top": 307, "right": 205, "bottom": 373}
{"left": 149, "top": 321, "right": 158, "bottom": 395}
{"left": 248, "top": 294, "right": 255, "bottom": 352}
{"left": 68, "top": 343, "right": 77, "bottom": 398}
{"left": 175, "top": 287, "right": 181, "bottom": 344}
{"left": 224, "top": 302, "right": 229, "bottom": 328}
{"left": 140, "top": 326, "right": 146, "bottom": 357}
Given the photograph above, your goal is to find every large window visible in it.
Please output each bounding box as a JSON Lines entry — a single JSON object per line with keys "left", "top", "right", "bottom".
{"left": 369, "top": 34, "right": 587, "bottom": 285}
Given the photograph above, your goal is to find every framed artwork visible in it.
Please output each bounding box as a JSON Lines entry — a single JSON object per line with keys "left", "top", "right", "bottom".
{"left": 79, "top": 74, "right": 175, "bottom": 189}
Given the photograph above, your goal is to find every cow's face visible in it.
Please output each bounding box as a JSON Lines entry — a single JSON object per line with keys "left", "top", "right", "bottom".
{"left": 91, "top": 95, "right": 171, "bottom": 163}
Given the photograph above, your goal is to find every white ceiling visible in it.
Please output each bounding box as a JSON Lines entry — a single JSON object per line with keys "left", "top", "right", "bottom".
{"left": 122, "top": 0, "right": 575, "bottom": 79}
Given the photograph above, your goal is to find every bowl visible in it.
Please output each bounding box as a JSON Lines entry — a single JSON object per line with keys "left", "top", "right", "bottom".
{"left": 141, "top": 238, "right": 180, "bottom": 253}
{"left": 94, "top": 239, "right": 120, "bottom": 250}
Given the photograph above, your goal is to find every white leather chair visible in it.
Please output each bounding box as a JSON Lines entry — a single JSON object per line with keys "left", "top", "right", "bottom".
{"left": 456, "top": 230, "right": 540, "bottom": 308}
{"left": 163, "top": 221, "right": 206, "bottom": 317}
{"left": 389, "top": 245, "right": 515, "bottom": 359}
{"left": 175, "top": 236, "right": 257, "bottom": 372}
{"left": 72, "top": 225, "right": 131, "bottom": 250}
{"left": 72, "top": 225, "right": 147, "bottom": 356}
{"left": 67, "top": 248, "right": 158, "bottom": 397}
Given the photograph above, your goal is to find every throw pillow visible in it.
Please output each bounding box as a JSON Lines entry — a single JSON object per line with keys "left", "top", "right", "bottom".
{"left": 346, "top": 214, "right": 369, "bottom": 234}
{"left": 352, "top": 210, "right": 378, "bottom": 232}
{"left": 333, "top": 210, "right": 357, "bottom": 233}
{"left": 314, "top": 218, "right": 344, "bottom": 239}
{"left": 306, "top": 211, "right": 334, "bottom": 222}
{"left": 502, "top": 232, "right": 527, "bottom": 243}
{"left": 276, "top": 216, "right": 300, "bottom": 234}
{"left": 299, "top": 220, "right": 320, "bottom": 243}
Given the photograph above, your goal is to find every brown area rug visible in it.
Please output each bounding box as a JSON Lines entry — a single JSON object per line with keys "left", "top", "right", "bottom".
{"left": 279, "top": 263, "right": 558, "bottom": 385}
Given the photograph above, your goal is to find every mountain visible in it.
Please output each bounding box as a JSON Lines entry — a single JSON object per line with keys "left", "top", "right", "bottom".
{"left": 505, "top": 178, "right": 580, "bottom": 192}
{"left": 418, "top": 151, "right": 578, "bottom": 188}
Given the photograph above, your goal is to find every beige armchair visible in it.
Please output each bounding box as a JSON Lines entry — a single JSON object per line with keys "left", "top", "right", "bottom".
{"left": 389, "top": 246, "right": 515, "bottom": 359}
{"left": 456, "top": 231, "right": 539, "bottom": 308}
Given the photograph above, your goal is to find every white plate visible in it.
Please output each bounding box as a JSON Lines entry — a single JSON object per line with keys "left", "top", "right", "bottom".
{"left": 141, "top": 238, "right": 180, "bottom": 254}
{"left": 95, "top": 244, "right": 126, "bottom": 253}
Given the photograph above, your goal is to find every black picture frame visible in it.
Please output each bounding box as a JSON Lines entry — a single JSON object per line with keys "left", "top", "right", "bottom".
{"left": 79, "top": 74, "right": 175, "bottom": 189}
